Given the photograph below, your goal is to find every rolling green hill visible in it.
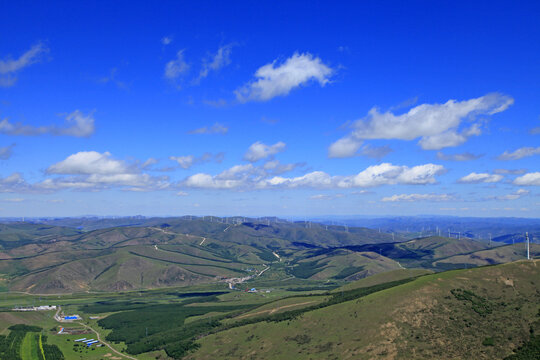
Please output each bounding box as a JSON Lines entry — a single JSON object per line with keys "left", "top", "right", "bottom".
{"left": 188, "top": 260, "right": 540, "bottom": 360}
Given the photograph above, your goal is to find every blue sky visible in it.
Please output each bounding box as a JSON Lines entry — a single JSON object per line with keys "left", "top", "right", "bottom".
{"left": 0, "top": 1, "right": 539, "bottom": 217}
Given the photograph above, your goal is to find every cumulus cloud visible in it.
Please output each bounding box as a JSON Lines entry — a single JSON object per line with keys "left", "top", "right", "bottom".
{"left": 170, "top": 152, "right": 224, "bottom": 169}
{"left": 327, "top": 137, "right": 363, "bottom": 158}
{"left": 188, "top": 122, "right": 228, "bottom": 135}
{"left": 164, "top": 50, "right": 189, "bottom": 81}
{"left": 0, "top": 173, "right": 32, "bottom": 193}
{"left": 436, "top": 151, "right": 483, "bottom": 161}
{"left": 47, "top": 151, "right": 131, "bottom": 175}
{"left": 489, "top": 189, "right": 530, "bottom": 201}
{"left": 197, "top": 44, "right": 234, "bottom": 81}
{"left": 457, "top": 172, "right": 503, "bottom": 184}
{"left": 243, "top": 141, "right": 286, "bottom": 162}
{"left": 42, "top": 152, "right": 169, "bottom": 192}
{"left": 0, "top": 110, "right": 95, "bottom": 137}
{"left": 0, "top": 152, "right": 170, "bottom": 193}
{"left": 0, "top": 43, "right": 49, "bottom": 87}
{"left": 0, "top": 144, "right": 15, "bottom": 160}
{"left": 182, "top": 162, "right": 445, "bottom": 190}
{"left": 497, "top": 146, "right": 540, "bottom": 160}
{"left": 235, "top": 52, "right": 333, "bottom": 102}
{"left": 328, "top": 93, "right": 514, "bottom": 157}
{"left": 381, "top": 193, "right": 454, "bottom": 202}
{"left": 513, "top": 172, "right": 540, "bottom": 186}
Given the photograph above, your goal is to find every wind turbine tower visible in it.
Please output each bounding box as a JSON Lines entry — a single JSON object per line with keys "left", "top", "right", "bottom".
{"left": 526, "top": 232, "right": 530, "bottom": 260}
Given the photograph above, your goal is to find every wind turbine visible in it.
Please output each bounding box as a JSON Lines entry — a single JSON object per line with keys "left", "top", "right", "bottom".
{"left": 526, "top": 232, "right": 530, "bottom": 260}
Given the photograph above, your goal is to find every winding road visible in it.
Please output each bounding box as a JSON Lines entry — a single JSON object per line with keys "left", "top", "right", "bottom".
{"left": 76, "top": 322, "right": 138, "bottom": 360}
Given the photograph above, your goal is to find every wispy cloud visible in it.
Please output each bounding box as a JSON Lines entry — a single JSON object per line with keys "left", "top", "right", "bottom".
{"left": 0, "top": 110, "right": 95, "bottom": 137}
{"left": 164, "top": 50, "right": 189, "bottom": 83}
{"left": 235, "top": 52, "right": 333, "bottom": 102}
{"left": 170, "top": 152, "right": 224, "bottom": 169}
{"left": 436, "top": 151, "right": 483, "bottom": 161}
{"left": 0, "top": 43, "right": 49, "bottom": 87}
{"left": 188, "top": 122, "right": 228, "bottom": 135}
{"left": 97, "top": 68, "right": 127, "bottom": 89}
{"left": 457, "top": 172, "right": 503, "bottom": 184}
{"left": 488, "top": 189, "right": 529, "bottom": 201}
{"left": 310, "top": 193, "right": 345, "bottom": 200}
{"left": 196, "top": 44, "right": 234, "bottom": 82}
{"left": 497, "top": 146, "right": 540, "bottom": 160}
{"left": 328, "top": 93, "right": 514, "bottom": 157}
{"left": 161, "top": 36, "right": 173, "bottom": 45}
{"left": 359, "top": 144, "right": 393, "bottom": 160}
{"left": 381, "top": 193, "right": 454, "bottom": 202}
{"left": 0, "top": 144, "right": 15, "bottom": 160}
{"left": 493, "top": 168, "right": 527, "bottom": 175}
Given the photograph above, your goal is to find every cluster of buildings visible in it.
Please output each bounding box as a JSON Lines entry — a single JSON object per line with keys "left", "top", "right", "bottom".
{"left": 74, "top": 338, "right": 101, "bottom": 347}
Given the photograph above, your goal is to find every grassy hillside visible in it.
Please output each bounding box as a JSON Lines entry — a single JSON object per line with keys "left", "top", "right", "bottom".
{"left": 188, "top": 260, "right": 540, "bottom": 360}
{"left": 434, "top": 243, "right": 540, "bottom": 269}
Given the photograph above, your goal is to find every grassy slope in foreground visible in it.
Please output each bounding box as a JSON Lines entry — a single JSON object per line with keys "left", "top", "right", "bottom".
{"left": 188, "top": 260, "right": 540, "bottom": 360}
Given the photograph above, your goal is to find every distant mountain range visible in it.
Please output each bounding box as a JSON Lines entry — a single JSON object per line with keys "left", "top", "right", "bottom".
{"left": 0, "top": 217, "right": 537, "bottom": 294}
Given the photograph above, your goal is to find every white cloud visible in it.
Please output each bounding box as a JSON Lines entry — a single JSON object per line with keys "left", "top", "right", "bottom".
{"left": 188, "top": 122, "right": 228, "bottom": 135}
{"left": 497, "top": 146, "right": 540, "bottom": 160}
{"left": 457, "top": 172, "right": 503, "bottom": 184}
{"left": 382, "top": 193, "right": 454, "bottom": 202}
{"left": 490, "top": 189, "right": 530, "bottom": 201}
{"left": 436, "top": 151, "right": 483, "bottom": 161}
{"left": 164, "top": 50, "right": 189, "bottom": 81}
{"left": 329, "top": 93, "right": 513, "bottom": 156}
{"left": 183, "top": 162, "right": 445, "bottom": 191}
{"left": 0, "top": 144, "right": 15, "bottom": 160}
{"left": 513, "top": 172, "right": 540, "bottom": 186}
{"left": 0, "top": 173, "right": 31, "bottom": 193}
{"left": 243, "top": 141, "right": 286, "bottom": 162}
{"left": 0, "top": 153, "right": 170, "bottom": 193}
{"left": 310, "top": 193, "right": 344, "bottom": 200}
{"left": 268, "top": 163, "right": 445, "bottom": 189}
{"left": 197, "top": 44, "right": 234, "bottom": 81}
{"left": 356, "top": 163, "right": 443, "bottom": 186}
{"left": 47, "top": 151, "right": 130, "bottom": 175}
{"left": 235, "top": 52, "right": 333, "bottom": 102}
{"left": 170, "top": 155, "right": 195, "bottom": 169}
{"left": 328, "top": 137, "right": 363, "bottom": 158}
{"left": 0, "top": 43, "right": 49, "bottom": 87}
{"left": 0, "top": 110, "right": 95, "bottom": 137}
